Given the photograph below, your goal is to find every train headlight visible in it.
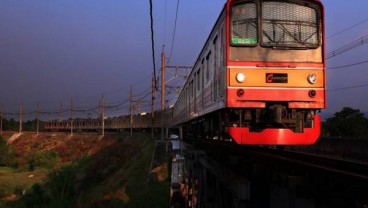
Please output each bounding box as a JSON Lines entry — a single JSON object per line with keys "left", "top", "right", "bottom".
{"left": 307, "top": 73, "right": 317, "bottom": 84}
{"left": 236, "top": 73, "right": 246, "bottom": 83}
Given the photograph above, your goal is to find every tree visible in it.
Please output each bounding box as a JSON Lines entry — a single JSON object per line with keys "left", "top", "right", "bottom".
{"left": 323, "top": 107, "right": 368, "bottom": 139}
{"left": 0, "top": 136, "right": 16, "bottom": 167}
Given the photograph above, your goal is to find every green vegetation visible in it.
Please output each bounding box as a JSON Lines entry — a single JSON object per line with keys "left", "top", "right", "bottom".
{"left": 0, "top": 137, "right": 16, "bottom": 167}
{"left": 0, "top": 133, "right": 169, "bottom": 208}
{"left": 322, "top": 107, "right": 368, "bottom": 139}
{"left": 0, "top": 118, "right": 44, "bottom": 132}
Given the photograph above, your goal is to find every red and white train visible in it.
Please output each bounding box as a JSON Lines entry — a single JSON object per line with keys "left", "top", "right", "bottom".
{"left": 172, "top": 0, "right": 325, "bottom": 145}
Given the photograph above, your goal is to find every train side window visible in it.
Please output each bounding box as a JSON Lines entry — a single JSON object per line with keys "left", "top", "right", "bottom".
{"left": 213, "top": 35, "right": 218, "bottom": 101}
{"left": 213, "top": 36, "right": 218, "bottom": 71}
{"left": 197, "top": 69, "right": 201, "bottom": 92}
{"left": 206, "top": 51, "right": 211, "bottom": 83}
{"left": 201, "top": 59, "right": 205, "bottom": 86}
{"left": 194, "top": 73, "right": 197, "bottom": 94}
{"left": 191, "top": 80, "right": 194, "bottom": 99}
{"left": 231, "top": 2, "right": 257, "bottom": 46}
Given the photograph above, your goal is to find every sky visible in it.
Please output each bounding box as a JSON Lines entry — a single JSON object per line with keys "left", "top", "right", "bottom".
{"left": 1, "top": 0, "right": 368, "bottom": 120}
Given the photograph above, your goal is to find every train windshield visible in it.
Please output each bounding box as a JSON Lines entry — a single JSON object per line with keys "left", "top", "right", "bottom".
{"left": 229, "top": 0, "right": 323, "bottom": 62}
{"left": 262, "top": 1, "right": 320, "bottom": 48}
{"left": 230, "top": 2, "right": 257, "bottom": 46}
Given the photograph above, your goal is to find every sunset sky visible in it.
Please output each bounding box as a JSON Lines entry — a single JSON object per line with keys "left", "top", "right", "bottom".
{"left": 1, "top": 0, "right": 368, "bottom": 120}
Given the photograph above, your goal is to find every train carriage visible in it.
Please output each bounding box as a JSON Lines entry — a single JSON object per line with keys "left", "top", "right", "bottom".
{"left": 172, "top": 0, "right": 325, "bottom": 145}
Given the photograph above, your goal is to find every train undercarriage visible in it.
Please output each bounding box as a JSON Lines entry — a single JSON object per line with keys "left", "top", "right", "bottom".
{"left": 184, "top": 104, "right": 320, "bottom": 145}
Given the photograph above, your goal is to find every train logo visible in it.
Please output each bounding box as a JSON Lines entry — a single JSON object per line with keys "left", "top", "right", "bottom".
{"left": 266, "top": 73, "right": 288, "bottom": 83}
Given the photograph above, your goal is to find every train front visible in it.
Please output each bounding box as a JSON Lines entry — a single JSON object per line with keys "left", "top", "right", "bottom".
{"left": 225, "top": 0, "right": 325, "bottom": 145}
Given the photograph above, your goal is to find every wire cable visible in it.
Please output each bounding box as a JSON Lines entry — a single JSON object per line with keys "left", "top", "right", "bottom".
{"left": 327, "top": 60, "right": 368, "bottom": 70}
{"left": 163, "top": 0, "right": 167, "bottom": 46}
{"left": 168, "top": 0, "right": 180, "bottom": 64}
{"left": 326, "top": 34, "right": 368, "bottom": 59}
{"left": 328, "top": 83, "right": 368, "bottom": 92}
{"left": 149, "top": 0, "right": 158, "bottom": 90}
{"left": 327, "top": 17, "right": 368, "bottom": 39}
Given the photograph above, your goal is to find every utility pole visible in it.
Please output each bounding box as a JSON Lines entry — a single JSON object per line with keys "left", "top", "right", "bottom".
{"left": 151, "top": 74, "right": 155, "bottom": 139}
{"left": 19, "top": 105, "right": 23, "bottom": 134}
{"left": 161, "top": 52, "right": 166, "bottom": 111}
{"left": 59, "top": 101, "right": 63, "bottom": 121}
{"left": 100, "top": 94, "right": 105, "bottom": 136}
{"left": 36, "top": 102, "right": 40, "bottom": 135}
{"left": 130, "top": 85, "right": 133, "bottom": 137}
{"left": 70, "top": 97, "right": 73, "bottom": 136}
{"left": 0, "top": 104, "right": 3, "bottom": 135}
{"left": 161, "top": 51, "right": 165, "bottom": 141}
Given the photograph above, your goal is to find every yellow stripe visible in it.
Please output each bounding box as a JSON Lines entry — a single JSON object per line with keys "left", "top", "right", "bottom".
{"left": 229, "top": 68, "right": 324, "bottom": 87}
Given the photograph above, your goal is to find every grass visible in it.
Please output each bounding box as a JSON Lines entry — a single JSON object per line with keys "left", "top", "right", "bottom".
{"left": 76, "top": 133, "right": 170, "bottom": 207}
{"left": 0, "top": 132, "right": 170, "bottom": 207}
{"left": 0, "top": 167, "right": 48, "bottom": 199}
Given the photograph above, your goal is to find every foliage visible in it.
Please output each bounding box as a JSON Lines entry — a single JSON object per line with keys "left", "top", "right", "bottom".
{"left": 2, "top": 118, "right": 18, "bottom": 131}
{"left": 8, "top": 165, "right": 77, "bottom": 208}
{"left": 1, "top": 118, "right": 44, "bottom": 132}
{"left": 16, "top": 183, "right": 50, "bottom": 208}
{"left": 0, "top": 136, "right": 16, "bottom": 167}
{"left": 5, "top": 133, "right": 169, "bottom": 208}
{"left": 46, "top": 166, "right": 77, "bottom": 207}
{"left": 322, "top": 107, "right": 368, "bottom": 139}
{"left": 28, "top": 151, "right": 58, "bottom": 171}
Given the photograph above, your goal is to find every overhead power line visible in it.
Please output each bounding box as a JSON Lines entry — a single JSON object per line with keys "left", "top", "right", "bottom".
{"left": 326, "top": 34, "right": 368, "bottom": 60}
{"left": 168, "top": 0, "right": 180, "bottom": 64}
{"left": 163, "top": 0, "right": 167, "bottom": 45}
{"left": 328, "top": 83, "right": 368, "bottom": 92}
{"left": 327, "top": 60, "right": 368, "bottom": 70}
{"left": 149, "top": 0, "right": 158, "bottom": 90}
{"left": 327, "top": 17, "right": 368, "bottom": 39}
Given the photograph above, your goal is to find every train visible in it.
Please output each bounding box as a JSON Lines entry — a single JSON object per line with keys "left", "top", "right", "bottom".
{"left": 44, "top": 109, "right": 173, "bottom": 132}
{"left": 173, "top": 0, "right": 325, "bottom": 145}
{"left": 45, "top": 0, "right": 326, "bottom": 145}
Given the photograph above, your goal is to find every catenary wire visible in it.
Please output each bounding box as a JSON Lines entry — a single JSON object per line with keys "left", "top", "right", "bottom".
{"left": 327, "top": 17, "right": 368, "bottom": 39}
{"left": 328, "top": 83, "right": 368, "bottom": 92}
{"left": 326, "top": 34, "right": 368, "bottom": 59}
{"left": 149, "top": 0, "right": 158, "bottom": 90}
{"left": 327, "top": 60, "right": 368, "bottom": 70}
{"left": 168, "top": 0, "right": 180, "bottom": 64}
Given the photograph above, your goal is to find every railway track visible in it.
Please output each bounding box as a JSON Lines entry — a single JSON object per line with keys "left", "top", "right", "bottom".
{"left": 252, "top": 147, "right": 368, "bottom": 180}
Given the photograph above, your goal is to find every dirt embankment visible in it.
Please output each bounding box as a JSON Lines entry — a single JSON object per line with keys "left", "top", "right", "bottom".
{"left": 1, "top": 132, "right": 169, "bottom": 207}
{"left": 3, "top": 132, "right": 115, "bottom": 164}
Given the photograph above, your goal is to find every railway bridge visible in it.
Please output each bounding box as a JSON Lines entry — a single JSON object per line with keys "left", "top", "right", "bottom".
{"left": 167, "top": 128, "right": 368, "bottom": 208}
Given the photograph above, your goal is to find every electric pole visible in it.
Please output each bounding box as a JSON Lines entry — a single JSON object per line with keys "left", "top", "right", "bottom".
{"left": 36, "top": 102, "right": 40, "bottom": 135}
{"left": 100, "top": 94, "right": 105, "bottom": 136}
{"left": 70, "top": 97, "right": 73, "bottom": 136}
{"left": 59, "top": 101, "right": 63, "bottom": 121}
{"left": 151, "top": 74, "right": 155, "bottom": 139}
{"left": 19, "top": 105, "right": 23, "bottom": 134}
{"left": 161, "top": 51, "right": 165, "bottom": 141}
{"left": 0, "top": 104, "right": 3, "bottom": 135}
{"left": 130, "top": 85, "right": 133, "bottom": 137}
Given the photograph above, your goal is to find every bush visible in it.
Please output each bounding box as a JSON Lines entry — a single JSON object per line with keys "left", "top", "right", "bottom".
{"left": 27, "top": 151, "right": 58, "bottom": 170}
{"left": 0, "top": 136, "right": 16, "bottom": 167}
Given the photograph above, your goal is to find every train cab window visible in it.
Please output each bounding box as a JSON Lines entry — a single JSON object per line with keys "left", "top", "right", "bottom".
{"left": 261, "top": 1, "right": 320, "bottom": 48}
{"left": 231, "top": 2, "right": 257, "bottom": 46}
